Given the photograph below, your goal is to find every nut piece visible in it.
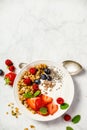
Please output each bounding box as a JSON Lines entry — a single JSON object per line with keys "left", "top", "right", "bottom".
{"left": 24, "top": 128, "right": 29, "bottom": 130}
{"left": 30, "top": 125, "right": 35, "bottom": 128}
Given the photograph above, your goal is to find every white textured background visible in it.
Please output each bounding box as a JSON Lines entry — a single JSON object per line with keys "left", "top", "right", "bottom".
{"left": 0, "top": 0, "right": 87, "bottom": 130}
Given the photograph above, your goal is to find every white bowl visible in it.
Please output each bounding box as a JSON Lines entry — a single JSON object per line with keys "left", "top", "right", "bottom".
{"left": 14, "top": 60, "right": 74, "bottom": 121}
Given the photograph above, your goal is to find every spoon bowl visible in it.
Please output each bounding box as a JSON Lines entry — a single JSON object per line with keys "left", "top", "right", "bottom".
{"left": 63, "top": 60, "right": 83, "bottom": 76}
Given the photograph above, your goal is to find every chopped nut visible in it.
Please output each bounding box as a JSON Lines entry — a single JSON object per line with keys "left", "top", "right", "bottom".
{"left": 24, "top": 128, "right": 29, "bottom": 130}
{"left": 11, "top": 110, "right": 16, "bottom": 116}
{"left": 6, "top": 112, "right": 9, "bottom": 115}
{"left": 30, "top": 125, "right": 35, "bottom": 128}
{"left": 7, "top": 102, "right": 21, "bottom": 118}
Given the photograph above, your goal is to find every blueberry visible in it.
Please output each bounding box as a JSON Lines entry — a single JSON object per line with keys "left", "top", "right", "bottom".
{"left": 41, "top": 74, "right": 47, "bottom": 80}
{"left": 47, "top": 76, "right": 52, "bottom": 81}
{"left": 34, "top": 79, "right": 41, "bottom": 84}
{"left": 0, "top": 69, "right": 4, "bottom": 76}
{"left": 44, "top": 68, "right": 51, "bottom": 74}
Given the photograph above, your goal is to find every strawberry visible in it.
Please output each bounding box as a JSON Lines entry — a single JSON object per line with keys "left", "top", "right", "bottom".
{"left": 24, "top": 78, "right": 32, "bottom": 85}
{"left": 29, "top": 67, "right": 37, "bottom": 75}
{"left": 47, "top": 102, "right": 58, "bottom": 115}
{"left": 41, "top": 94, "right": 53, "bottom": 105}
{"left": 4, "top": 72, "right": 16, "bottom": 86}
{"left": 32, "top": 84, "right": 39, "bottom": 92}
{"left": 56, "top": 97, "right": 64, "bottom": 104}
{"left": 63, "top": 114, "right": 71, "bottom": 121}
{"left": 5, "top": 59, "right": 13, "bottom": 66}
{"left": 8, "top": 65, "right": 15, "bottom": 72}
{"left": 26, "top": 98, "right": 36, "bottom": 110}
{"left": 35, "top": 98, "right": 43, "bottom": 110}
{"left": 26, "top": 97, "right": 44, "bottom": 111}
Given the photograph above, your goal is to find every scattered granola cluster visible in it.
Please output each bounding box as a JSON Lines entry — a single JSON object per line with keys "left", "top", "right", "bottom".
{"left": 6, "top": 102, "right": 21, "bottom": 118}
{"left": 24, "top": 125, "right": 36, "bottom": 130}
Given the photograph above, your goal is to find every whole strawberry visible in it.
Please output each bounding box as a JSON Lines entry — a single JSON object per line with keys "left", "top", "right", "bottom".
{"left": 4, "top": 72, "right": 16, "bottom": 86}
{"left": 5, "top": 59, "right": 13, "bottom": 66}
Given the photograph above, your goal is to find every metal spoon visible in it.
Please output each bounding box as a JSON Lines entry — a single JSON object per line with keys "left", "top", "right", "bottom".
{"left": 63, "top": 60, "right": 83, "bottom": 75}
{"left": 19, "top": 60, "right": 83, "bottom": 76}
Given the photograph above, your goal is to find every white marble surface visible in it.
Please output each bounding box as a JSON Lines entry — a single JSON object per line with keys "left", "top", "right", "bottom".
{"left": 0, "top": 0, "right": 87, "bottom": 130}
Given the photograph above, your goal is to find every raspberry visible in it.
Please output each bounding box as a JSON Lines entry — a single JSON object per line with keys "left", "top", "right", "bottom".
{"left": 5, "top": 59, "right": 13, "bottom": 66}
{"left": 64, "top": 114, "right": 71, "bottom": 121}
{"left": 29, "top": 67, "right": 37, "bottom": 75}
{"left": 24, "top": 78, "right": 32, "bottom": 85}
{"left": 56, "top": 97, "right": 64, "bottom": 104}
{"left": 32, "top": 84, "right": 39, "bottom": 92}
{"left": 9, "top": 65, "right": 15, "bottom": 72}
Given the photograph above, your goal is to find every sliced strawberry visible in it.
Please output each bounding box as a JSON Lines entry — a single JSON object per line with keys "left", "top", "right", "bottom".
{"left": 41, "top": 94, "right": 53, "bottom": 105}
{"left": 35, "top": 98, "right": 43, "bottom": 110}
{"left": 26, "top": 98, "right": 37, "bottom": 110}
{"left": 47, "top": 102, "right": 58, "bottom": 115}
{"left": 26, "top": 97, "right": 44, "bottom": 111}
{"left": 29, "top": 67, "right": 37, "bottom": 75}
{"left": 24, "top": 78, "right": 32, "bottom": 85}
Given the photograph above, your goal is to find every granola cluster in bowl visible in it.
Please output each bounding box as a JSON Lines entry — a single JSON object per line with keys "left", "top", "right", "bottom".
{"left": 14, "top": 60, "right": 74, "bottom": 121}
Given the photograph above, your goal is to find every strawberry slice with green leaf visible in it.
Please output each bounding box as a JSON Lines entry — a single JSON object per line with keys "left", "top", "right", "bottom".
{"left": 38, "top": 107, "right": 48, "bottom": 116}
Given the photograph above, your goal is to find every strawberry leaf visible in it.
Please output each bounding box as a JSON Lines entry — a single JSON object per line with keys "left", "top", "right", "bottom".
{"left": 34, "top": 90, "right": 41, "bottom": 97}
{"left": 66, "top": 126, "right": 74, "bottom": 130}
{"left": 40, "top": 107, "right": 48, "bottom": 114}
{"left": 60, "top": 103, "right": 69, "bottom": 110}
{"left": 23, "top": 92, "right": 33, "bottom": 98}
{"left": 72, "top": 115, "right": 81, "bottom": 124}
{"left": 4, "top": 78, "right": 10, "bottom": 85}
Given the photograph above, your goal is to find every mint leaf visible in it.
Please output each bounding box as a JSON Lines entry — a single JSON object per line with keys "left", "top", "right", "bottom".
{"left": 23, "top": 92, "right": 33, "bottom": 98}
{"left": 34, "top": 90, "right": 41, "bottom": 97}
{"left": 40, "top": 107, "right": 48, "bottom": 114}
{"left": 66, "top": 126, "right": 74, "bottom": 130}
{"left": 60, "top": 103, "right": 69, "bottom": 110}
{"left": 72, "top": 115, "right": 81, "bottom": 124}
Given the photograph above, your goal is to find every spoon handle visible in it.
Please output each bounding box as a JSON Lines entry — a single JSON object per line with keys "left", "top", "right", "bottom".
{"left": 19, "top": 63, "right": 27, "bottom": 69}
